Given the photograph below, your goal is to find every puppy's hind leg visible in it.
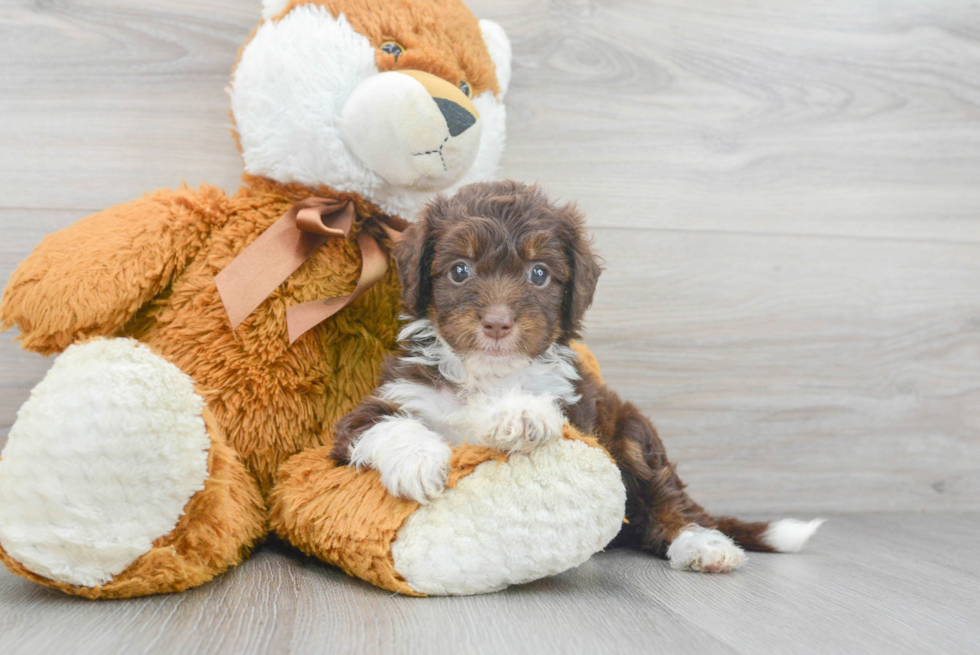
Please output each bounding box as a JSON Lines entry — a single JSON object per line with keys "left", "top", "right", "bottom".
{"left": 593, "top": 394, "right": 736, "bottom": 572}
{"left": 600, "top": 396, "right": 823, "bottom": 570}
{"left": 665, "top": 514, "right": 824, "bottom": 570}
{"left": 613, "top": 451, "right": 748, "bottom": 573}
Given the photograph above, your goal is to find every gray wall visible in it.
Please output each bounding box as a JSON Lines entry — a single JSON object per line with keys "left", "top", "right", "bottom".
{"left": 2, "top": 0, "right": 978, "bottom": 513}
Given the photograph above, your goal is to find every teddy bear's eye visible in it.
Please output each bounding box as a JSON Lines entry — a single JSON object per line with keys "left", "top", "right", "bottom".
{"left": 458, "top": 81, "right": 472, "bottom": 98}
{"left": 380, "top": 41, "right": 404, "bottom": 60}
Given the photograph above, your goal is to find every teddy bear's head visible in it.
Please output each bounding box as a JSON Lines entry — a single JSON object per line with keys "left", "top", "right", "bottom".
{"left": 230, "top": 0, "right": 511, "bottom": 218}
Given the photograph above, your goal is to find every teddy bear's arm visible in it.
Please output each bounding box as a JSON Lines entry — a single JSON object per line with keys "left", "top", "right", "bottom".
{"left": 0, "top": 184, "right": 229, "bottom": 355}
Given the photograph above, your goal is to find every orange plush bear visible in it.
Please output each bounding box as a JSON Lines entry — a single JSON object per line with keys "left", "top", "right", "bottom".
{"left": 0, "top": 0, "right": 625, "bottom": 598}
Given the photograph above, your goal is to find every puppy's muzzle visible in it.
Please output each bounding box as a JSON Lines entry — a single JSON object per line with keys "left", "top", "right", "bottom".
{"left": 339, "top": 70, "right": 482, "bottom": 191}
{"left": 481, "top": 307, "right": 513, "bottom": 341}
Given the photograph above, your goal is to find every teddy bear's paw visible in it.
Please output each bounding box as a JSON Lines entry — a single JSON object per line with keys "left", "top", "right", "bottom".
{"left": 0, "top": 338, "right": 211, "bottom": 588}
{"left": 350, "top": 417, "right": 452, "bottom": 504}
{"left": 390, "top": 436, "right": 628, "bottom": 595}
{"left": 667, "top": 525, "right": 746, "bottom": 573}
{"left": 478, "top": 392, "right": 565, "bottom": 454}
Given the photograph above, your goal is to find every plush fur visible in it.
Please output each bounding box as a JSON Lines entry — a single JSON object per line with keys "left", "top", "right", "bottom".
{"left": 0, "top": 0, "right": 816, "bottom": 599}
{"left": 0, "top": 403, "right": 266, "bottom": 599}
{"left": 232, "top": 0, "right": 508, "bottom": 218}
{"left": 0, "top": 339, "right": 212, "bottom": 587}
{"left": 334, "top": 180, "right": 823, "bottom": 572}
{"left": 390, "top": 434, "right": 625, "bottom": 595}
{"left": 269, "top": 426, "right": 623, "bottom": 596}
{"left": 2, "top": 176, "right": 402, "bottom": 496}
{"left": 0, "top": 0, "right": 541, "bottom": 598}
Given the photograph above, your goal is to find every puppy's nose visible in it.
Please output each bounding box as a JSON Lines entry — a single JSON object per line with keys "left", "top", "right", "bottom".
{"left": 481, "top": 309, "right": 514, "bottom": 340}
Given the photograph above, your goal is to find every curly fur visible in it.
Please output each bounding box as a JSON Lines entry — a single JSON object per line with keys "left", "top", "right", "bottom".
{"left": 0, "top": 0, "right": 511, "bottom": 598}
{"left": 334, "top": 180, "right": 823, "bottom": 570}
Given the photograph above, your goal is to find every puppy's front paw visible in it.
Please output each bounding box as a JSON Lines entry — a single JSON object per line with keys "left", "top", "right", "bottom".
{"left": 667, "top": 526, "right": 746, "bottom": 573}
{"left": 350, "top": 417, "right": 452, "bottom": 504}
{"left": 480, "top": 393, "right": 565, "bottom": 454}
{"left": 379, "top": 444, "right": 451, "bottom": 504}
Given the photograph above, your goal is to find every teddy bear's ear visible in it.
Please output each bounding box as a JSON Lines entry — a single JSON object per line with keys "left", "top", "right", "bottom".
{"left": 262, "top": 0, "right": 292, "bottom": 21}
{"left": 479, "top": 19, "right": 512, "bottom": 98}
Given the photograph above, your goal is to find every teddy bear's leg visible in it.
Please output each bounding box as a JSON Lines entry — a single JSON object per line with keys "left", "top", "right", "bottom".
{"left": 270, "top": 430, "right": 627, "bottom": 596}
{"left": 0, "top": 338, "right": 266, "bottom": 599}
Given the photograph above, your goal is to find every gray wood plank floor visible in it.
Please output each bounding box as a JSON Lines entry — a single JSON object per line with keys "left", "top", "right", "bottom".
{"left": 0, "top": 514, "right": 977, "bottom": 655}
{"left": 1, "top": 0, "right": 978, "bottom": 653}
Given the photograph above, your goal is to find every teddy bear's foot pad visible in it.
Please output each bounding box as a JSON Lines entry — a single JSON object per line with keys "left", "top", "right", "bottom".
{"left": 0, "top": 338, "right": 211, "bottom": 588}
{"left": 391, "top": 437, "right": 627, "bottom": 595}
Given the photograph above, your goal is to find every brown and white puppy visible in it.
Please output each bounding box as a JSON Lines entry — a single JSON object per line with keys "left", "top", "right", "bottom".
{"left": 332, "top": 180, "right": 822, "bottom": 573}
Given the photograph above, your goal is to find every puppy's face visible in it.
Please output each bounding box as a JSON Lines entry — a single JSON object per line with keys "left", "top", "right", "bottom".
{"left": 396, "top": 181, "right": 601, "bottom": 360}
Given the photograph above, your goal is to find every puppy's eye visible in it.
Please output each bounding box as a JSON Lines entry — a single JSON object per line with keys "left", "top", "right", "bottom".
{"left": 458, "top": 81, "right": 472, "bottom": 98}
{"left": 449, "top": 261, "right": 471, "bottom": 284}
{"left": 380, "top": 41, "right": 404, "bottom": 60}
{"left": 529, "top": 265, "right": 549, "bottom": 287}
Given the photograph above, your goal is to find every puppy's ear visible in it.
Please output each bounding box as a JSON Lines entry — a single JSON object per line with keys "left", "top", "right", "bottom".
{"left": 559, "top": 204, "right": 602, "bottom": 340}
{"left": 394, "top": 205, "right": 439, "bottom": 318}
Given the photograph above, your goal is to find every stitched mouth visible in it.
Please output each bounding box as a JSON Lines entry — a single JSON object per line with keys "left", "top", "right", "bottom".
{"left": 412, "top": 135, "right": 449, "bottom": 171}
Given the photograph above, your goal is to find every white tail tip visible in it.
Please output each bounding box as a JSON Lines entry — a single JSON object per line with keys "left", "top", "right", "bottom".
{"left": 763, "top": 518, "right": 826, "bottom": 553}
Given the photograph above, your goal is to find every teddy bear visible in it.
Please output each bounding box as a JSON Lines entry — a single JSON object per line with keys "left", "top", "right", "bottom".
{"left": 0, "top": 0, "right": 626, "bottom": 598}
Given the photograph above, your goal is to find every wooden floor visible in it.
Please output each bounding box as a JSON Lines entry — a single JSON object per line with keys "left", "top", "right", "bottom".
{"left": 1, "top": 0, "right": 978, "bottom": 653}
{"left": 0, "top": 514, "right": 977, "bottom": 655}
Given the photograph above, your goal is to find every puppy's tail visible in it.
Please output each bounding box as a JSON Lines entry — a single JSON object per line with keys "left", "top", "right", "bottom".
{"left": 713, "top": 516, "right": 826, "bottom": 553}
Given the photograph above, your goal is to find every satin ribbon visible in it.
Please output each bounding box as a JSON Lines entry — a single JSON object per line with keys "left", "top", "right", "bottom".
{"left": 215, "top": 197, "right": 403, "bottom": 344}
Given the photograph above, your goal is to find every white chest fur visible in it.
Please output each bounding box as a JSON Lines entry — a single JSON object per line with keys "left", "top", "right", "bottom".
{"left": 379, "top": 319, "right": 582, "bottom": 446}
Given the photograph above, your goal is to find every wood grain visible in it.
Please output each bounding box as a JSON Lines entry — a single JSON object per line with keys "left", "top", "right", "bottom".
{"left": 0, "top": 515, "right": 977, "bottom": 654}
{"left": 0, "top": 0, "right": 251, "bottom": 212}
{"left": 493, "top": 0, "right": 980, "bottom": 241}
{"left": 1, "top": 1, "right": 979, "bottom": 508}
{"left": 587, "top": 226, "right": 980, "bottom": 513}
{"left": 2, "top": 1, "right": 980, "bottom": 651}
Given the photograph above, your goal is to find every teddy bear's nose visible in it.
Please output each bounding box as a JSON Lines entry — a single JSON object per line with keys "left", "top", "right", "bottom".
{"left": 434, "top": 98, "right": 476, "bottom": 137}
{"left": 395, "top": 70, "right": 479, "bottom": 118}
{"left": 339, "top": 69, "right": 483, "bottom": 191}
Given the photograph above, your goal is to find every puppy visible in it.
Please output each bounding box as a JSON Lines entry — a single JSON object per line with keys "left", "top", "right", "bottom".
{"left": 332, "top": 180, "right": 822, "bottom": 573}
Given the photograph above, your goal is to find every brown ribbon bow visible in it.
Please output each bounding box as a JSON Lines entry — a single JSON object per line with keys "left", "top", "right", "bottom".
{"left": 215, "top": 197, "right": 404, "bottom": 344}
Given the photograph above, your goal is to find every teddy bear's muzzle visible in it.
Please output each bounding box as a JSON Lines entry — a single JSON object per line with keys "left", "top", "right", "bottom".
{"left": 339, "top": 70, "right": 483, "bottom": 191}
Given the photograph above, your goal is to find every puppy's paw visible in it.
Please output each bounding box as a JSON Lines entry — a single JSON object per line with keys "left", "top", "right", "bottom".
{"left": 379, "top": 445, "right": 451, "bottom": 504}
{"left": 349, "top": 417, "right": 452, "bottom": 504}
{"left": 480, "top": 392, "right": 565, "bottom": 454}
{"left": 667, "top": 526, "right": 746, "bottom": 573}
